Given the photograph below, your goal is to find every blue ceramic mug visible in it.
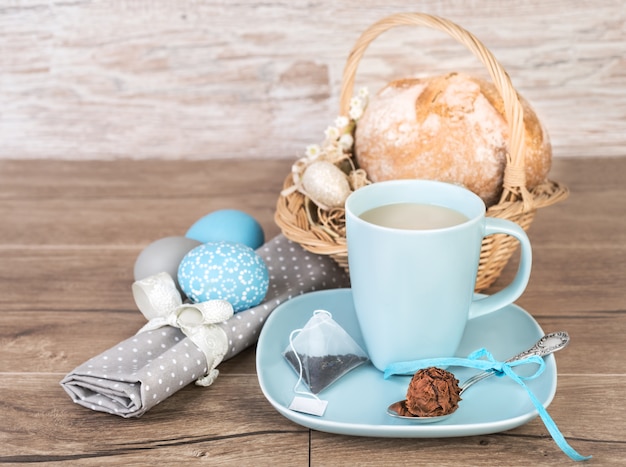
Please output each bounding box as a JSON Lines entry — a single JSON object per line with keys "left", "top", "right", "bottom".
{"left": 345, "top": 180, "right": 532, "bottom": 371}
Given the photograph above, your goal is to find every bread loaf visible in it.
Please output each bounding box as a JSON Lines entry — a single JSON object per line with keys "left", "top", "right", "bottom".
{"left": 354, "top": 72, "right": 552, "bottom": 206}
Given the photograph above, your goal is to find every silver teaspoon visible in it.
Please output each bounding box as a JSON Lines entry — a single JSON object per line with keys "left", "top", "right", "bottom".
{"left": 386, "top": 331, "right": 570, "bottom": 423}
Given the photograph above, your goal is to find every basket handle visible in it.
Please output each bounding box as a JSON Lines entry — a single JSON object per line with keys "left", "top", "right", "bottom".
{"left": 339, "top": 13, "right": 530, "bottom": 205}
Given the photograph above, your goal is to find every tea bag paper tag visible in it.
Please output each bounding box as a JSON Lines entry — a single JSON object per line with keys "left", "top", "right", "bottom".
{"left": 288, "top": 396, "right": 328, "bottom": 417}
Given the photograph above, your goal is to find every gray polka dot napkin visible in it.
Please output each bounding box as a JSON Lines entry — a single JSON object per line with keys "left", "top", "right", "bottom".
{"left": 219, "top": 234, "right": 350, "bottom": 359}
{"left": 60, "top": 235, "right": 350, "bottom": 417}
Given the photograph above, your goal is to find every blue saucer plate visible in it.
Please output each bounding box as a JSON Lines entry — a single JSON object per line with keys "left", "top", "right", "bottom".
{"left": 256, "top": 289, "right": 557, "bottom": 438}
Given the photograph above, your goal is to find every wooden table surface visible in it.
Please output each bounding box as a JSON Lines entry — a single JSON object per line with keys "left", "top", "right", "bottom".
{"left": 0, "top": 157, "right": 624, "bottom": 465}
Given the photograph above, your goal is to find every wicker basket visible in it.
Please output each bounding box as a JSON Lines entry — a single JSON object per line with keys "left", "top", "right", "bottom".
{"left": 275, "top": 12, "right": 569, "bottom": 291}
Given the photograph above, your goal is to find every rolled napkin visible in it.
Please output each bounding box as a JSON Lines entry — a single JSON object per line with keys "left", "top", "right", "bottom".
{"left": 61, "top": 234, "right": 350, "bottom": 417}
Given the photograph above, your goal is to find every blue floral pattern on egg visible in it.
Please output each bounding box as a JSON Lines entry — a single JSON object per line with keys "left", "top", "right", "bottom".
{"left": 177, "top": 241, "right": 269, "bottom": 312}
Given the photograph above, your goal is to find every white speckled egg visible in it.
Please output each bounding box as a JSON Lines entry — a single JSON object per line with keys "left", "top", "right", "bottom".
{"left": 301, "top": 160, "right": 351, "bottom": 208}
{"left": 177, "top": 241, "right": 269, "bottom": 312}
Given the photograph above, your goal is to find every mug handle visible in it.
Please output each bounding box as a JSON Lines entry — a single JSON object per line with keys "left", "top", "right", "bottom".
{"left": 468, "top": 218, "right": 532, "bottom": 319}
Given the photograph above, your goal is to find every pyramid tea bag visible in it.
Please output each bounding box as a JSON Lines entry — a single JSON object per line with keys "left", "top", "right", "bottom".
{"left": 283, "top": 310, "right": 369, "bottom": 394}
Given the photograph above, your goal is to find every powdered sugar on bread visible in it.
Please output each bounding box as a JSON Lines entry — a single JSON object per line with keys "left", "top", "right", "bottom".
{"left": 355, "top": 73, "right": 551, "bottom": 206}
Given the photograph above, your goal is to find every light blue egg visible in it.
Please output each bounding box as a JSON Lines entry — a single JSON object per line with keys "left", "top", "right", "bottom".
{"left": 185, "top": 209, "right": 265, "bottom": 249}
{"left": 177, "top": 241, "right": 269, "bottom": 312}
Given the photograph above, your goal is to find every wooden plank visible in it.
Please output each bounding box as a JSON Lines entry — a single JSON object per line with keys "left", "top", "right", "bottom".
{"left": 523, "top": 245, "right": 626, "bottom": 314}
{"left": 310, "top": 377, "right": 623, "bottom": 465}
{"left": 527, "top": 192, "right": 626, "bottom": 247}
{"left": 0, "top": 374, "right": 308, "bottom": 465}
{"left": 0, "top": 1, "right": 624, "bottom": 160}
{"left": 488, "top": 243, "right": 626, "bottom": 315}
{"left": 0, "top": 310, "right": 145, "bottom": 372}
{"left": 0, "top": 249, "right": 138, "bottom": 312}
{"left": 0, "top": 309, "right": 259, "bottom": 374}
{"left": 0, "top": 159, "right": 293, "bottom": 200}
{"left": 0, "top": 159, "right": 291, "bottom": 245}
{"left": 482, "top": 157, "right": 626, "bottom": 313}
{"left": 1, "top": 157, "right": 624, "bottom": 247}
{"left": 0, "top": 238, "right": 621, "bottom": 315}
{"left": 528, "top": 156, "right": 626, "bottom": 246}
{"left": 548, "top": 157, "right": 626, "bottom": 193}
{"left": 1, "top": 307, "right": 623, "bottom": 376}
{"left": 0, "top": 198, "right": 283, "bottom": 246}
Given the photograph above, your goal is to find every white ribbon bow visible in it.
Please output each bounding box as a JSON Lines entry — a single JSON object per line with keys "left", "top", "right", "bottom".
{"left": 132, "top": 272, "right": 234, "bottom": 387}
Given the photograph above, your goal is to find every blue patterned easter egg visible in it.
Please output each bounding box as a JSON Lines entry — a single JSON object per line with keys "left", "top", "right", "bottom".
{"left": 177, "top": 241, "right": 269, "bottom": 312}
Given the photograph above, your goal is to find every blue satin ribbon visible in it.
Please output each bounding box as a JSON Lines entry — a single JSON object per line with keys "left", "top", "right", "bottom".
{"left": 384, "top": 348, "right": 591, "bottom": 462}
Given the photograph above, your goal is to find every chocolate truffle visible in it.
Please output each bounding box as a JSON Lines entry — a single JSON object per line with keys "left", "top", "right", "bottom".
{"left": 405, "top": 367, "right": 462, "bottom": 417}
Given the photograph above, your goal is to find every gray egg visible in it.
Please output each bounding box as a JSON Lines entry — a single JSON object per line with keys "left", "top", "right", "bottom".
{"left": 134, "top": 236, "right": 202, "bottom": 293}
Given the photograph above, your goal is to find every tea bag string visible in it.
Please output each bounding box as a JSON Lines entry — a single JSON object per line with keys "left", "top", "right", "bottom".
{"left": 384, "top": 348, "right": 591, "bottom": 462}
{"left": 288, "top": 328, "right": 322, "bottom": 401}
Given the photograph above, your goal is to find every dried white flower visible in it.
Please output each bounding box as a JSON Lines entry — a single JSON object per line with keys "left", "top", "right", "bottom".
{"left": 350, "top": 97, "right": 363, "bottom": 109}
{"left": 305, "top": 144, "right": 322, "bottom": 159}
{"left": 334, "top": 116, "right": 350, "bottom": 129}
{"left": 324, "top": 126, "right": 340, "bottom": 141}
{"left": 349, "top": 105, "right": 363, "bottom": 120}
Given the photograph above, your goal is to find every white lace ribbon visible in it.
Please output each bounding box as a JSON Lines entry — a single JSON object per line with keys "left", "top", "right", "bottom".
{"left": 132, "top": 272, "right": 233, "bottom": 387}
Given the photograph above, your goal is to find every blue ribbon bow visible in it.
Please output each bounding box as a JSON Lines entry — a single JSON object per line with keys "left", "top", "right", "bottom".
{"left": 384, "top": 348, "right": 591, "bottom": 462}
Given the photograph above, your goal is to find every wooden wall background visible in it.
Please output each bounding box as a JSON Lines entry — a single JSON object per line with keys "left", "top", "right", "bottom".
{"left": 1, "top": 0, "right": 624, "bottom": 161}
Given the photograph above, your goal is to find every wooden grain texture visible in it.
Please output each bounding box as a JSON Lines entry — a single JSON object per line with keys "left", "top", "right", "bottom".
{"left": 0, "top": 375, "right": 309, "bottom": 466}
{"left": 1, "top": 0, "right": 624, "bottom": 161}
{"left": 0, "top": 158, "right": 625, "bottom": 465}
{"left": 1, "top": 309, "right": 623, "bottom": 377}
{"left": 485, "top": 157, "right": 626, "bottom": 315}
{"left": 0, "top": 159, "right": 291, "bottom": 245}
